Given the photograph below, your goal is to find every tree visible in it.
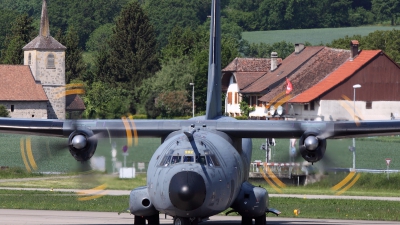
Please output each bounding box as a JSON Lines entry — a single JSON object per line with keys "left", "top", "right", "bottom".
{"left": 83, "top": 82, "right": 131, "bottom": 119}
{"left": 0, "top": 9, "right": 19, "bottom": 58}
{"left": 156, "top": 90, "right": 192, "bottom": 118}
{"left": 86, "top": 23, "right": 114, "bottom": 52}
{"left": 1, "top": 14, "right": 35, "bottom": 64}
{"left": 241, "top": 40, "right": 295, "bottom": 59}
{"left": 143, "top": 0, "right": 210, "bottom": 48}
{"left": 372, "top": 0, "right": 400, "bottom": 25}
{"left": 0, "top": 105, "right": 10, "bottom": 117}
{"left": 56, "top": 26, "right": 86, "bottom": 83}
{"left": 97, "top": 1, "right": 160, "bottom": 91}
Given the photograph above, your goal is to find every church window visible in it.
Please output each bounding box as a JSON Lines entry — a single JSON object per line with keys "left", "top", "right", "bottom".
{"left": 28, "top": 53, "right": 31, "bottom": 65}
{"left": 47, "top": 53, "right": 55, "bottom": 69}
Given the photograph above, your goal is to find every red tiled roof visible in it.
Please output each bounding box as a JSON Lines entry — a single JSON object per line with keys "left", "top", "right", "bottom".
{"left": 235, "top": 72, "right": 266, "bottom": 90}
{"left": 242, "top": 46, "right": 325, "bottom": 94}
{"left": 289, "top": 50, "right": 382, "bottom": 103}
{"left": 223, "top": 57, "right": 280, "bottom": 72}
{"left": 0, "top": 65, "right": 48, "bottom": 101}
{"left": 66, "top": 94, "right": 86, "bottom": 111}
{"left": 259, "top": 47, "right": 350, "bottom": 102}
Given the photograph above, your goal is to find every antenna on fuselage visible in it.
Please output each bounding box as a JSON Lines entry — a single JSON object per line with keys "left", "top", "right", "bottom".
{"left": 205, "top": 0, "right": 222, "bottom": 120}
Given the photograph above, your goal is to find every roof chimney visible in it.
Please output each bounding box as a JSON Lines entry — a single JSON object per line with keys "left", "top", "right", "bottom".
{"left": 271, "top": 52, "right": 278, "bottom": 71}
{"left": 350, "top": 40, "right": 359, "bottom": 59}
{"left": 295, "top": 43, "right": 305, "bottom": 54}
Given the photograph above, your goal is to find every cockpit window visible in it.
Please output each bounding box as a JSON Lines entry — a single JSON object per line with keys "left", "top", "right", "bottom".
{"left": 158, "top": 149, "right": 220, "bottom": 167}
{"left": 159, "top": 150, "right": 176, "bottom": 166}
{"left": 204, "top": 150, "right": 221, "bottom": 167}
{"left": 197, "top": 156, "right": 206, "bottom": 165}
{"left": 171, "top": 156, "right": 181, "bottom": 164}
{"left": 183, "top": 156, "right": 194, "bottom": 162}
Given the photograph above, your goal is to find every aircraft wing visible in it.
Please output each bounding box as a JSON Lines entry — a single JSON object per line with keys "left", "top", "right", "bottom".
{"left": 1, "top": 118, "right": 400, "bottom": 140}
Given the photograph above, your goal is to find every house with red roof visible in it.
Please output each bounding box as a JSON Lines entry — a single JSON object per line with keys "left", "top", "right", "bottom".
{"left": 223, "top": 41, "right": 400, "bottom": 121}
{"left": 221, "top": 54, "right": 282, "bottom": 117}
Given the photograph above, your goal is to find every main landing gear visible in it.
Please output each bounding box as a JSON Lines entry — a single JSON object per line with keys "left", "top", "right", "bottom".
{"left": 134, "top": 214, "right": 160, "bottom": 225}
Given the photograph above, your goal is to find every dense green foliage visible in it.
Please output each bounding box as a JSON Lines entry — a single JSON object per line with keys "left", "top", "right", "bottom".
{"left": 0, "top": 105, "right": 10, "bottom": 117}
{"left": 2, "top": 1, "right": 400, "bottom": 118}
{"left": 328, "top": 29, "right": 400, "bottom": 62}
{"left": 0, "top": 14, "right": 35, "bottom": 64}
{"left": 54, "top": 27, "right": 86, "bottom": 83}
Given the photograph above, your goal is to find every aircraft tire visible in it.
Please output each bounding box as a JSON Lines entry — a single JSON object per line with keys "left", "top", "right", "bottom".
{"left": 134, "top": 215, "right": 145, "bottom": 225}
{"left": 241, "top": 216, "right": 252, "bottom": 225}
{"left": 173, "top": 217, "right": 190, "bottom": 225}
{"left": 254, "top": 214, "right": 266, "bottom": 225}
{"left": 147, "top": 214, "right": 160, "bottom": 225}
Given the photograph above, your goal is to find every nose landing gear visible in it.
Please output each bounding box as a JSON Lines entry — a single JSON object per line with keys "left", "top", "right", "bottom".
{"left": 173, "top": 217, "right": 198, "bottom": 225}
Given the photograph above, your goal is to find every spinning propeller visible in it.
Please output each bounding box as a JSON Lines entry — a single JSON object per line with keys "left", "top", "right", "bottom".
{"left": 259, "top": 94, "right": 364, "bottom": 194}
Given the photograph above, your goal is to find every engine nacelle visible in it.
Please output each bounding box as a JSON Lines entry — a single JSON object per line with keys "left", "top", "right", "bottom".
{"left": 129, "top": 186, "right": 158, "bottom": 216}
{"left": 231, "top": 181, "right": 268, "bottom": 217}
{"left": 68, "top": 129, "right": 97, "bottom": 162}
{"left": 299, "top": 130, "right": 327, "bottom": 163}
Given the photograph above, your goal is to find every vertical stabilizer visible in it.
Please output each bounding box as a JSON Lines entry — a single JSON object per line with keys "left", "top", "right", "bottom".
{"left": 205, "top": 0, "right": 222, "bottom": 120}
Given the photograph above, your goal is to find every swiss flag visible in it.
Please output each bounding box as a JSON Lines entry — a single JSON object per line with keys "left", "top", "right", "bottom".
{"left": 286, "top": 77, "right": 293, "bottom": 94}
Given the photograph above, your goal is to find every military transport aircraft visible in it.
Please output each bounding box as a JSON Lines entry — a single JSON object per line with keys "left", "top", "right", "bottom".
{"left": 2, "top": 1, "right": 400, "bottom": 225}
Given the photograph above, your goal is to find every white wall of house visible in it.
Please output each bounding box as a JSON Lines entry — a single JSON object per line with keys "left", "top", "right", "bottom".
{"left": 290, "top": 100, "right": 400, "bottom": 121}
{"left": 1, "top": 101, "right": 47, "bottom": 119}
{"left": 225, "top": 76, "right": 241, "bottom": 116}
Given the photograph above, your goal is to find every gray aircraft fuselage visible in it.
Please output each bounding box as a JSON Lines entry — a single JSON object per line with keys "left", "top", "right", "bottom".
{"left": 148, "top": 128, "right": 251, "bottom": 218}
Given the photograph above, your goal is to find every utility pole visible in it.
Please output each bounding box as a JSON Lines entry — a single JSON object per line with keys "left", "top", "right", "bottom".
{"left": 352, "top": 84, "right": 361, "bottom": 170}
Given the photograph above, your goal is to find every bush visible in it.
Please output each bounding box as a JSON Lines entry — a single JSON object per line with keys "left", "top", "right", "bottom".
{"left": 0, "top": 104, "right": 10, "bottom": 117}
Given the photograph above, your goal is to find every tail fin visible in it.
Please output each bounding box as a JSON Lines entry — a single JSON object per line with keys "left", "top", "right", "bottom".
{"left": 205, "top": 0, "right": 222, "bottom": 120}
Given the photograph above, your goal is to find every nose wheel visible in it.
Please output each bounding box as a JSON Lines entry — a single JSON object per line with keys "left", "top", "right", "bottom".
{"left": 173, "top": 217, "right": 198, "bottom": 225}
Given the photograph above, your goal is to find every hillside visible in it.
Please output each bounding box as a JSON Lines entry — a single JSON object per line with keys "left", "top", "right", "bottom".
{"left": 243, "top": 26, "right": 400, "bottom": 46}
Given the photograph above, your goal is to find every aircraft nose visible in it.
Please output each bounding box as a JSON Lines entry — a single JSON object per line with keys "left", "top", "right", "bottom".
{"left": 169, "top": 171, "right": 206, "bottom": 211}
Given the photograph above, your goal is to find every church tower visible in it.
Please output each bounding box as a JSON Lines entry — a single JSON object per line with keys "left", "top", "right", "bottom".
{"left": 22, "top": 0, "right": 66, "bottom": 119}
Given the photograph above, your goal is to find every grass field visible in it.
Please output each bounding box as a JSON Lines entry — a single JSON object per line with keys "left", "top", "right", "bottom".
{"left": 0, "top": 189, "right": 399, "bottom": 221}
{"left": 242, "top": 26, "right": 400, "bottom": 46}
{"left": 1, "top": 133, "right": 399, "bottom": 174}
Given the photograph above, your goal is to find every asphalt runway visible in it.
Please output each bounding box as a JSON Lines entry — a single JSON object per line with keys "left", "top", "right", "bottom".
{"left": 1, "top": 209, "right": 399, "bottom": 225}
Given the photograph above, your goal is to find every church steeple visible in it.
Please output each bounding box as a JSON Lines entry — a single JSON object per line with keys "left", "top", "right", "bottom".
{"left": 39, "top": 0, "right": 50, "bottom": 37}
{"left": 22, "top": 0, "right": 66, "bottom": 119}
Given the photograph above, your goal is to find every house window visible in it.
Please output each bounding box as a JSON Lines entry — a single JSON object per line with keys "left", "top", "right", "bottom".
{"left": 47, "top": 53, "right": 55, "bottom": 69}
{"left": 366, "top": 101, "right": 372, "bottom": 109}
{"left": 11, "top": 105, "right": 14, "bottom": 112}
{"left": 304, "top": 104, "right": 309, "bottom": 111}
{"left": 310, "top": 101, "right": 315, "bottom": 110}
{"left": 28, "top": 53, "right": 31, "bottom": 65}
{"left": 232, "top": 76, "right": 236, "bottom": 83}
{"left": 228, "top": 92, "right": 232, "bottom": 104}
{"left": 234, "top": 92, "right": 239, "bottom": 104}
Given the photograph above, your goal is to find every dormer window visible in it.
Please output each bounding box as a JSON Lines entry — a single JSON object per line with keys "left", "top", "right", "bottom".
{"left": 47, "top": 53, "right": 55, "bottom": 69}
{"left": 28, "top": 53, "right": 31, "bottom": 65}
